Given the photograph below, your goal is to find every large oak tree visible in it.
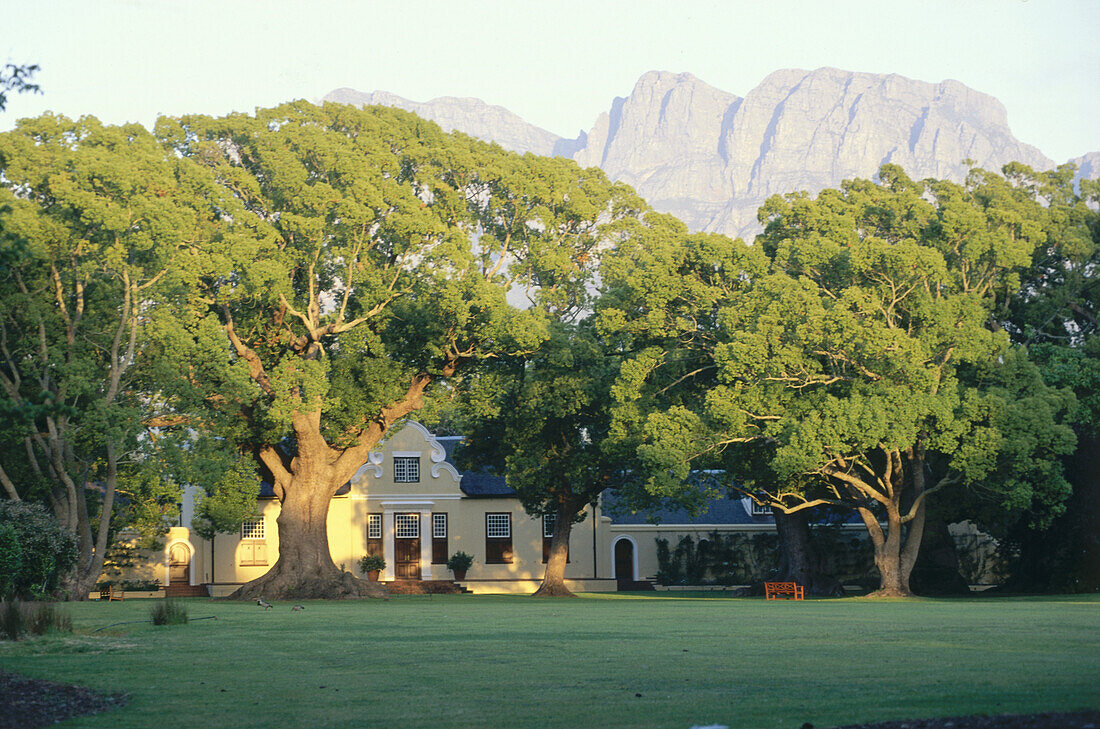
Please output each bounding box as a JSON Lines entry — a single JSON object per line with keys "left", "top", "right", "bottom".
{"left": 155, "top": 102, "right": 635, "bottom": 599}
{"left": 600, "top": 166, "right": 1076, "bottom": 597}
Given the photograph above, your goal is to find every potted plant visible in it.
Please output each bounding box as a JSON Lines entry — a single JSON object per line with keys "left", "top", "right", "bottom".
{"left": 359, "top": 554, "right": 385, "bottom": 581}
{"left": 447, "top": 551, "right": 474, "bottom": 581}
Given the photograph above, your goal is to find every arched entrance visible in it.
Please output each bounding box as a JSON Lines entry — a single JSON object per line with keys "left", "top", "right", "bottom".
{"left": 614, "top": 537, "right": 636, "bottom": 589}
{"left": 168, "top": 542, "right": 191, "bottom": 586}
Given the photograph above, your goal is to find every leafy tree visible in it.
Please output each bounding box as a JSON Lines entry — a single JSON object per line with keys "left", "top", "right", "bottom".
{"left": 990, "top": 164, "right": 1100, "bottom": 592}
{"left": 0, "top": 63, "right": 41, "bottom": 113}
{"left": 153, "top": 102, "right": 634, "bottom": 599}
{"left": 0, "top": 114, "right": 230, "bottom": 597}
{"left": 0, "top": 500, "right": 79, "bottom": 599}
{"left": 457, "top": 321, "right": 622, "bottom": 596}
{"left": 601, "top": 166, "right": 1076, "bottom": 597}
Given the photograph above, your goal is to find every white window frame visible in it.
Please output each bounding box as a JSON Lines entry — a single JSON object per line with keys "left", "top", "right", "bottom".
{"left": 543, "top": 514, "right": 556, "bottom": 539}
{"left": 367, "top": 514, "right": 382, "bottom": 540}
{"left": 395, "top": 513, "right": 420, "bottom": 539}
{"left": 393, "top": 456, "right": 420, "bottom": 483}
{"left": 750, "top": 501, "right": 773, "bottom": 516}
{"left": 486, "top": 513, "right": 511, "bottom": 539}
{"left": 241, "top": 518, "right": 264, "bottom": 540}
{"left": 432, "top": 513, "right": 448, "bottom": 539}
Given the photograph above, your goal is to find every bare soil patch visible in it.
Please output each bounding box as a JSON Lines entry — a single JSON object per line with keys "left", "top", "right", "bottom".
{"left": 824, "top": 710, "right": 1099, "bottom": 729}
{"left": 0, "top": 670, "right": 128, "bottom": 729}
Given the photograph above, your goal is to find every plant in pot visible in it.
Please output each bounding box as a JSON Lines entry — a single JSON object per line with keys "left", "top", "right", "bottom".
{"left": 447, "top": 551, "right": 474, "bottom": 581}
{"left": 359, "top": 554, "right": 386, "bottom": 581}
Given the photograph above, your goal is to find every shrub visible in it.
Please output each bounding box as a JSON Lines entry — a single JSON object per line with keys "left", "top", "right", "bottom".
{"left": 0, "top": 599, "right": 72, "bottom": 640}
{"left": 446, "top": 551, "right": 474, "bottom": 572}
{"left": 0, "top": 501, "right": 79, "bottom": 599}
{"left": 1, "top": 599, "right": 22, "bottom": 640}
{"left": 359, "top": 554, "right": 385, "bottom": 573}
{"left": 149, "top": 599, "right": 188, "bottom": 626}
{"left": 25, "top": 601, "right": 72, "bottom": 635}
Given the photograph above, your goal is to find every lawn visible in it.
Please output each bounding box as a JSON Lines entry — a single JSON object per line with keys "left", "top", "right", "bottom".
{"left": 1, "top": 593, "right": 1098, "bottom": 729}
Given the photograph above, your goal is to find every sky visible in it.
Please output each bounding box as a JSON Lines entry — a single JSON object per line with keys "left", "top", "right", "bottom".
{"left": 4, "top": 0, "right": 1099, "bottom": 162}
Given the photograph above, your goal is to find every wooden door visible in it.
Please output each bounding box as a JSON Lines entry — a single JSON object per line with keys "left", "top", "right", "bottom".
{"left": 394, "top": 513, "right": 421, "bottom": 580}
{"left": 614, "top": 539, "right": 635, "bottom": 586}
{"left": 169, "top": 543, "right": 191, "bottom": 584}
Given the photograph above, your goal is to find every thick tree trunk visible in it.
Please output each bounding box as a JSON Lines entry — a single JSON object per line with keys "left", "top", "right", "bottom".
{"left": 229, "top": 469, "right": 387, "bottom": 601}
{"left": 773, "top": 510, "right": 844, "bottom": 597}
{"left": 534, "top": 506, "right": 576, "bottom": 597}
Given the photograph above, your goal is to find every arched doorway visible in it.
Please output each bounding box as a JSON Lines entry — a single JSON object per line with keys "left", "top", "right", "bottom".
{"left": 614, "top": 537, "right": 636, "bottom": 589}
{"left": 169, "top": 542, "right": 191, "bottom": 586}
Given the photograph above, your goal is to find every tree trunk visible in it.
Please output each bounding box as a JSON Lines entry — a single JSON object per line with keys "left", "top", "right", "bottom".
{"left": 773, "top": 510, "right": 843, "bottom": 596}
{"left": 229, "top": 469, "right": 387, "bottom": 601}
{"left": 534, "top": 505, "right": 576, "bottom": 597}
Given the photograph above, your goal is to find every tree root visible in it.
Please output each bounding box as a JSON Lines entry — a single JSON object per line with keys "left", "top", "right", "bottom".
{"left": 228, "top": 567, "right": 388, "bottom": 601}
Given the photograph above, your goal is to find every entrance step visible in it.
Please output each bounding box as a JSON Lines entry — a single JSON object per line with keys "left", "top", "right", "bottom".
{"left": 385, "top": 580, "right": 469, "bottom": 595}
{"left": 616, "top": 579, "right": 656, "bottom": 592}
{"left": 165, "top": 583, "right": 210, "bottom": 598}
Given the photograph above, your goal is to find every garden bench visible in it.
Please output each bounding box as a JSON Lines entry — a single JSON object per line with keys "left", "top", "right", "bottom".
{"left": 764, "top": 581, "right": 804, "bottom": 600}
{"left": 99, "top": 585, "right": 124, "bottom": 601}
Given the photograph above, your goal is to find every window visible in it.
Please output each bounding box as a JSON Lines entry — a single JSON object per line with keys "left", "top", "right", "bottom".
{"left": 750, "top": 501, "right": 773, "bottom": 516}
{"left": 394, "top": 457, "right": 420, "bottom": 483}
{"left": 542, "top": 513, "right": 569, "bottom": 563}
{"left": 395, "top": 513, "right": 420, "bottom": 538}
{"left": 485, "top": 513, "right": 513, "bottom": 564}
{"left": 432, "top": 513, "right": 448, "bottom": 564}
{"left": 241, "top": 518, "right": 264, "bottom": 540}
{"left": 367, "top": 514, "right": 382, "bottom": 540}
{"left": 367, "top": 514, "right": 383, "bottom": 557}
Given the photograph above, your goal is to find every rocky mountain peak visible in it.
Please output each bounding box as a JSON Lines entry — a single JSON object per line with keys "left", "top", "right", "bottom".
{"left": 326, "top": 68, "right": 1091, "bottom": 240}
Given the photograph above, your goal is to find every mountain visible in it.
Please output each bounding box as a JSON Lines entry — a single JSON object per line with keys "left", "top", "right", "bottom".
{"left": 324, "top": 69, "right": 1094, "bottom": 239}
{"left": 323, "top": 88, "right": 563, "bottom": 158}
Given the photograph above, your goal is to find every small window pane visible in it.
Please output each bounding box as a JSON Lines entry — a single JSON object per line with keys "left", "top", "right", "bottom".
{"left": 751, "top": 502, "right": 773, "bottom": 516}
{"left": 486, "top": 513, "right": 511, "bottom": 538}
{"left": 394, "top": 457, "right": 420, "bottom": 483}
{"left": 543, "top": 514, "right": 556, "bottom": 538}
{"left": 241, "top": 518, "right": 264, "bottom": 540}
{"left": 367, "top": 514, "right": 382, "bottom": 539}
{"left": 433, "top": 513, "right": 447, "bottom": 539}
{"left": 395, "top": 513, "right": 420, "bottom": 538}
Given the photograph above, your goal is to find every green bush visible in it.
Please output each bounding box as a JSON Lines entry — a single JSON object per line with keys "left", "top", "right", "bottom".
{"left": 0, "top": 599, "right": 73, "bottom": 640}
{"left": 446, "top": 551, "right": 474, "bottom": 572}
{"left": 1, "top": 599, "right": 22, "bottom": 640}
{"left": 149, "top": 599, "right": 188, "bottom": 626}
{"left": 358, "top": 554, "right": 386, "bottom": 573}
{"left": 0, "top": 501, "right": 79, "bottom": 599}
{"left": 25, "top": 601, "right": 72, "bottom": 635}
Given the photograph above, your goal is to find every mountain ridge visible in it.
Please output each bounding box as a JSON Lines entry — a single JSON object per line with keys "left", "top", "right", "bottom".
{"left": 323, "top": 68, "right": 1095, "bottom": 238}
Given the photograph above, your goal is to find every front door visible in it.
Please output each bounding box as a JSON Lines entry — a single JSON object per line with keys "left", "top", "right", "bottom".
{"left": 394, "top": 513, "right": 421, "bottom": 580}
{"left": 169, "top": 543, "right": 191, "bottom": 584}
{"left": 615, "top": 539, "right": 635, "bottom": 588}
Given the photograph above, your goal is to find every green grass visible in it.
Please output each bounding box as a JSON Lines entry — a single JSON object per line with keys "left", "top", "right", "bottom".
{"left": 1, "top": 593, "right": 1097, "bottom": 729}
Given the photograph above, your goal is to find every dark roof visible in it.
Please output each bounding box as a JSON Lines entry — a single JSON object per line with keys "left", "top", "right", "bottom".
{"left": 259, "top": 481, "right": 349, "bottom": 498}
{"left": 602, "top": 491, "right": 770, "bottom": 526}
{"left": 437, "top": 436, "right": 517, "bottom": 497}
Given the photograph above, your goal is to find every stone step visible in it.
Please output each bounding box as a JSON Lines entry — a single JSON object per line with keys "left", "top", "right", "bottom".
{"left": 384, "top": 579, "right": 468, "bottom": 595}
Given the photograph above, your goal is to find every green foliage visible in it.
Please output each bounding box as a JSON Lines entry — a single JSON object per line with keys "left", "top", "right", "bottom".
{"left": 601, "top": 164, "right": 1079, "bottom": 594}
{"left": 0, "top": 63, "right": 40, "bottom": 112}
{"left": 149, "top": 599, "right": 188, "bottom": 626}
{"left": 0, "top": 501, "right": 79, "bottom": 599}
{"left": 358, "top": 554, "right": 385, "bottom": 573}
{"left": 446, "top": 551, "right": 474, "bottom": 572}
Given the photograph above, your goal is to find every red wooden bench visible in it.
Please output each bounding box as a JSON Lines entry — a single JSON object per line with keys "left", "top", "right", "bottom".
{"left": 764, "top": 581, "right": 804, "bottom": 600}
